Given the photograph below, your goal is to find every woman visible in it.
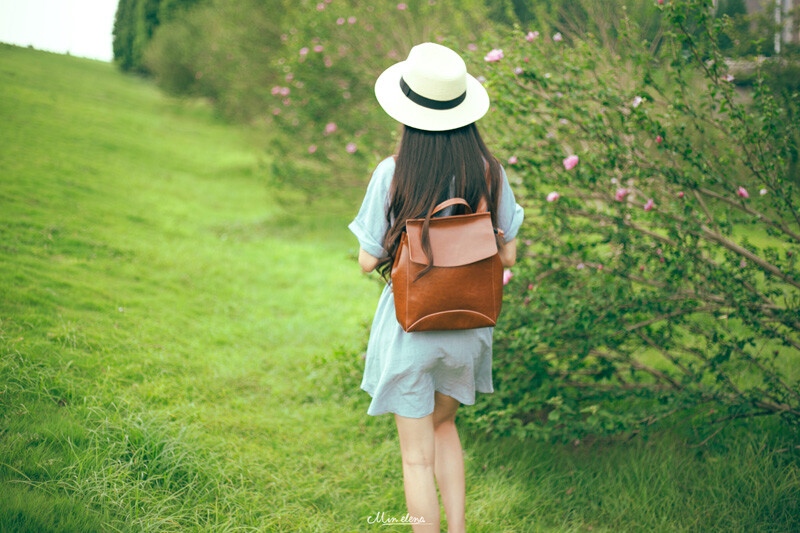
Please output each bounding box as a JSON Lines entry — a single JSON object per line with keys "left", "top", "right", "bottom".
{"left": 348, "top": 42, "right": 524, "bottom": 532}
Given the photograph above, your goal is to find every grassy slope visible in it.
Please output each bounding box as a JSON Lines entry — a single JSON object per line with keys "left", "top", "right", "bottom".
{"left": 1, "top": 44, "right": 798, "bottom": 532}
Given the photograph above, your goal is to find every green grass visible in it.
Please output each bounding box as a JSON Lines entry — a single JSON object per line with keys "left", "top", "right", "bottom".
{"left": 1, "top": 43, "right": 798, "bottom": 532}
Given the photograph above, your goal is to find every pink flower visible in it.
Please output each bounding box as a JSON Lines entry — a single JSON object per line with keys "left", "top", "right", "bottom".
{"left": 677, "top": 191, "right": 684, "bottom": 198}
{"left": 484, "top": 48, "right": 504, "bottom": 62}
{"left": 397, "top": 3, "right": 407, "bottom": 9}
{"left": 737, "top": 186, "right": 749, "bottom": 198}
{"left": 724, "top": 73, "right": 735, "bottom": 82}
{"left": 597, "top": 264, "right": 604, "bottom": 270}
{"left": 282, "top": 98, "right": 291, "bottom": 106}
{"left": 299, "top": 47, "right": 309, "bottom": 56}
{"left": 526, "top": 31, "right": 539, "bottom": 41}
{"left": 316, "top": 2, "right": 325, "bottom": 10}
{"left": 346, "top": 142, "right": 357, "bottom": 154}
{"left": 336, "top": 17, "right": 345, "bottom": 25}
{"left": 308, "top": 144, "right": 317, "bottom": 154}
{"left": 324, "top": 122, "right": 337, "bottom": 135}
{"left": 324, "top": 57, "right": 333, "bottom": 68}
{"left": 576, "top": 263, "right": 585, "bottom": 270}
{"left": 759, "top": 188, "right": 767, "bottom": 195}
{"left": 508, "top": 155, "right": 518, "bottom": 165}
{"left": 615, "top": 188, "right": 629, "bottom": 201}
{"left": 553, "top": 32, "right": 563, "bottom": 42}
{"left": 313, "top": 44, "right": 324, "bottom": 53}
{"left": 272, "top": 108, "right": 281, "bottom": 116}
{"left": 528, "top": 284, "right": 533, "bottom": 290}
{"left": 644, "top": 198, "right": 654, "bottom": 211}
{"left": 514, "top": 66, "right": 523, "bottom": 75}
{"left": 656, "top": 248, "right": 662, "bottom": 255}
{"left": 546, "top": 191, "right": 560, "bottom": 202}
{"left": 348, "top": 16, "right": 357, "bottom": 24}
{"left": 271, "top": 86, "right": 281, "bottom": 95}
{"left": 467, "top": 43, "right": 478, "bottom": 51}
{"left": 285, "top": 73, "right": 294, "bottom": 81}
{"left": 632, "top": 96, "right": 643, "bottom": 108}
{"left": 658, "top": 0, "right": 664, "bottom": 4}
{"left": 563, "top": 154, "right": 579, "bottom": 170}
{"left": 640, "top": 265, "right": 645, "bottom": 271}
{"left": 503, "top": 269, "right": 513, "bottom": 285}
{"left": 279, "top": 86, "right": 290, "bottom": 96}
{"left": 656, "top": 134, "right": 663, "bottom": 143}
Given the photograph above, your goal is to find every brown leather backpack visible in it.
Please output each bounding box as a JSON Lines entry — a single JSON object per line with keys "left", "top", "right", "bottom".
{"left": 391, "top": 195, "right": 504, "bottom": 332}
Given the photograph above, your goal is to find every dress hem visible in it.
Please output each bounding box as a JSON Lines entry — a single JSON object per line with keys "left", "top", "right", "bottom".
{"left": 360, "top": 384, "right": 494, "bottom": 418}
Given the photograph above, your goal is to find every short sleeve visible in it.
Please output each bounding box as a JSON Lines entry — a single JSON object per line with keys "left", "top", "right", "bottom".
{"left": 348, "top": 157, "right": 395, "bottom": 259}
{"left": 496, "top": 165, "right": 525, "bottom": 243}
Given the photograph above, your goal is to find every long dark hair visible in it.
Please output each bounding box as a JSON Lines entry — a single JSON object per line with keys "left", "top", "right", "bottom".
{"left": 376, "top": 122, "right": 502, "bottom": 281}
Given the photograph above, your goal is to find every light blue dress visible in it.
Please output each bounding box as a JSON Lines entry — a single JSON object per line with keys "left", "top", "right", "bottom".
{"left": 348, "top": 156, "right": 524, "bottom": 418}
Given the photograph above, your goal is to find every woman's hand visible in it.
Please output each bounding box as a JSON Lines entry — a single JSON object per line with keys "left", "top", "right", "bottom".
{"left": 358, "top": 248, "right": 380, "bottom": 273}
{"left": 498, "top": 238, "right": 517, "bottom": 268}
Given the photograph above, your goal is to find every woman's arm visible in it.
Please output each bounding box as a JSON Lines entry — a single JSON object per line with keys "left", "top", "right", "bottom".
{"left": 358, "top": 247, "right": 381, "bottom": 273}
{"left": 498, "top": 238, "right": 517, "bottom": 268}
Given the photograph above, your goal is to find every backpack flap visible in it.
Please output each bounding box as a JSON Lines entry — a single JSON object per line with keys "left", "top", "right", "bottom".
{"left": 406, "top": 212, "right": 498, "bottom": 267}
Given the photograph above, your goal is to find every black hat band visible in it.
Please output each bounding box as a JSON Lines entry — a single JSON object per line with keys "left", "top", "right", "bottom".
{"left": 399, "top": 77, "right": 467, "bottom": 110}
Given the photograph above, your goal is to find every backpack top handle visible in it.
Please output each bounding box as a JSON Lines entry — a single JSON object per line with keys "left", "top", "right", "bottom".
{"left": 431, "top": 197, "right": 473, "bottom": 216}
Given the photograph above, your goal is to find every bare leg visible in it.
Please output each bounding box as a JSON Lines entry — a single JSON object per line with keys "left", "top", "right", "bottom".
{"left": 394, "top": 412, "right": 441, "bottom": 532}
{"left": 432, "top": 391, "right": 466, "bottom": 533}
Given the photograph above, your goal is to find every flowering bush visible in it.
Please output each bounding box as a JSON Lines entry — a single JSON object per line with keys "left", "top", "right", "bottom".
{"left": 462, "top": 0, "right": 800, "bottom": 443}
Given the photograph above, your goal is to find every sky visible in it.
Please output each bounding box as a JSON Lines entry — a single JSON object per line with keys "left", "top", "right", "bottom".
{"left": 0, "top": 0, "right": 119, "bottom": 62}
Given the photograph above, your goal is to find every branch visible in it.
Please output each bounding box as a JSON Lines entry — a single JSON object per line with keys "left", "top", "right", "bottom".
{"left": 715, "top": 321, "right": 800, "bottom": 402}
{"left": 562, "top": 207, "right": 681, "bottom": 247}
{"left": 561, "top": 380, "right": 670, "bottom": 391}
{"left": 699, "top": 223, "right": 800, "bottom": 290}
{"left": 635, "top": 329, "right": 695, "bottom": 377}
{"left": 692, "top": 188, "right": 723, "bottom": 235}
{"left": 609, "top": 304, "right": 721, "bottom": 338}
{"left": 589, "top": 348, "right": 683, "bottom": 389}
{"left": 696, "top": 186, "right": 800, "bottom": 243}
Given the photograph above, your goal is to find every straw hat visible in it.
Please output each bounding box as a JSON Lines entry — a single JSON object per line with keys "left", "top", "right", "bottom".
{"left": 374, "top": 42, "right": 490, "bottom": 132}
